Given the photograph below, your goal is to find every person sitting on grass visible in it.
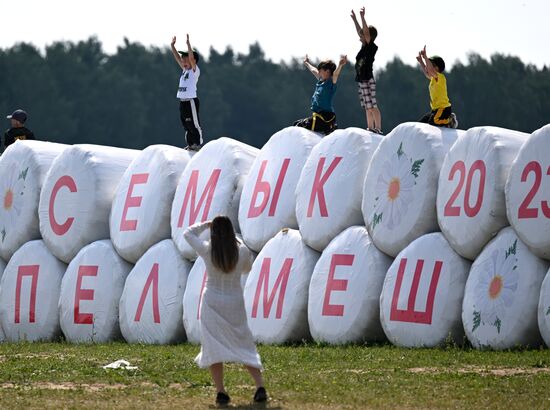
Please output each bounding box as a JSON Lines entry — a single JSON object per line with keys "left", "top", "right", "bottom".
{"left": 416, "top": 46, "right": 458, "bottom": 128}
{"left": 294, "top": 54, "right": 348, "bottom": 135}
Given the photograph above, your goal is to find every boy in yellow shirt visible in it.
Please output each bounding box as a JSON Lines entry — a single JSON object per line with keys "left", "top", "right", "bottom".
{"left": 416, "top": 46, "right": 457, "bottom": 128}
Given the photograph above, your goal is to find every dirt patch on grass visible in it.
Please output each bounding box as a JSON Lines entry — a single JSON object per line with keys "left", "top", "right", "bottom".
{"left": 0, "top": 381, "right": 162, "bottom": 392}
{"left": 407, "top": 365, "right": 550, "bottom": 376}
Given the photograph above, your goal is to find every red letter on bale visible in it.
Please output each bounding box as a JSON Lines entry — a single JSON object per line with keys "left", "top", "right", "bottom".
{"left": 49, "top": 175, "right": 77, "bottom": 235}
{"left": 322, "top": 254, "right": 354, "bottom": 316}
{"left": 390, "top": 258, "right": 443, "bottom": 324}
{"left": 177, "top": 169, "right": 221, "bottom": 227}
{"left": 251, "top": 257, "right": 293, "bottom": 319}
{"left": 120, "top": 173, "right": 149, "bottom": 231}
{"left": 74, "top": 265, "right": 98, "bottom": 325}
{"left": 248, "top": 159, "right": 291, "bottom": 218}
{"left": 15, "top": 265, "right": 39, "bottom": 324}
{"left": 307, "top": 157, "right": 342, "bottom": 217}
{"left": 134, "top": 263, "right": 161, "bottom": 323}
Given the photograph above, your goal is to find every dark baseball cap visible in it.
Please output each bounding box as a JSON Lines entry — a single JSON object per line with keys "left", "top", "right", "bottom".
{"left": 7, "top": 109, "right": 27, "bottom": 123}
{"left": 178, "top": 49, "right": 200, "bottom": 63}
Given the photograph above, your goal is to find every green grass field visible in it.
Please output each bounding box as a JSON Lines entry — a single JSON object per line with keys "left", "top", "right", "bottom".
{"left": 0, "top": 342, "right": 549, "bottom": 409}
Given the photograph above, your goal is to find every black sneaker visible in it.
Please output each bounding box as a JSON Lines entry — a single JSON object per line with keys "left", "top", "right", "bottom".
{"left": 253, "top": 386, "right": 267, "bottom": 402}
{"left": 216, "top": 391, "right": 230, "bottom": 406}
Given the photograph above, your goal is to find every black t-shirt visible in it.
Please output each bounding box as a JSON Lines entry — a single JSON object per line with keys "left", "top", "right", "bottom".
{"left": 3, "top": 127, "right": 35, "bottom": 150}
{"left": 355, "top": 42, "right": 378, "bottom": 82}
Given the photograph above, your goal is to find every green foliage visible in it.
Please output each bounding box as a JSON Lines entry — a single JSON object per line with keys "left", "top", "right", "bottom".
{"left": 505, "top": 239, "right": 518, "bottom": 259}
{"left": 1, "top": 40, "right": 549, "bottom": 150}
{"left": 397, "top": 141, "right": 404, "bottom": 158}
{"left": 410, "top": 159, "right": 424, "bottom": 178}
{"left": 372, "top": 212, "right": 383, "bottom": 230}
{"left": 472, "top": 310, "right": 481, "bottom": 332}
{"left": 494, "top": 317, "right": 502, "bottom": 334}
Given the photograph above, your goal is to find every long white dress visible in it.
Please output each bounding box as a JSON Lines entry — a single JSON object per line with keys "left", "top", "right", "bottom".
{"left": 183, "top": 221, "right": 262, "bottom": 369}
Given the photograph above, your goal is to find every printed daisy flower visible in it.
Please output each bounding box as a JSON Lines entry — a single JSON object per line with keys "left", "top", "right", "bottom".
{"left": 474, "top": 248, "right": 518, "bottom": 326}
{"left": 372, "top": 152, "right": 415, "bottom": 230}
{"left": 0, "top": 164, "right": 26, "bottom": 242}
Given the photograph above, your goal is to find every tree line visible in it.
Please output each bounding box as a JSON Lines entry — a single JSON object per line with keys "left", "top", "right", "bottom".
{"left": 1, "top": 37, "right": 549, "bottom": 150}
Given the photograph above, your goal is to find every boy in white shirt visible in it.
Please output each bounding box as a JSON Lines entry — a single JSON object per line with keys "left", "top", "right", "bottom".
{"left": 171, "top": 34, "right": 203, "bottom": 151}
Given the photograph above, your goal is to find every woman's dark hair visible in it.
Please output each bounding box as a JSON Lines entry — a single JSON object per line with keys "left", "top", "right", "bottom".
{"left": 429, "top": 55, "right": 446, "bottom": 72}
{"left": 210, "top": 215, "right": 239, "bottom": 273}
{"left": 368, "top": 25, "right": 378, "bottom": 42}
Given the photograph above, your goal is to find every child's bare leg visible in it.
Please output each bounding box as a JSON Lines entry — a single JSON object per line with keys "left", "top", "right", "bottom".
{"left": 372, "top": 107, "right": 382, "bottom": 130}
{"left": 245, "top": 365, "right": 264, "bottom": 388}
{"left": 366, "top": 108, "right": 374, "bottom": 130}
{"left": 209, "top": 363, "right": 225, "bottom": 392}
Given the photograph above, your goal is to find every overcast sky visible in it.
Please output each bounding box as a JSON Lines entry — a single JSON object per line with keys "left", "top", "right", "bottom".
{"left": 2, "top": 0, "right": 549, "bottom": 68}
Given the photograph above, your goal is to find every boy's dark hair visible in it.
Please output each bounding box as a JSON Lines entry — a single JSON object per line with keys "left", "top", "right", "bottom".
{"left": 317, "top": 60, "right": 337, "bottom": 75}
{"left": 369, "top": 25, "right": 378, "bottom": 42}
{"left": 178, "top": 50, "right": 200, "bottom": 64}
{"left": 429, "top": 56, "right": 445, "bottom": 72}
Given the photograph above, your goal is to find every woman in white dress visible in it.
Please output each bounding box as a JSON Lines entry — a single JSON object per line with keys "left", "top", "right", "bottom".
{"left": 184, "top": 216, "right": 267, "bottom": 406}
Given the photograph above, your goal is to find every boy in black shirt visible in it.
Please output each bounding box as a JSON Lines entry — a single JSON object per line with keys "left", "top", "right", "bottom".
{"left": 2, "top": 109, "right": 34, "bottom": 154}
{"left": 351, "top": 7, "right": 382, "bottom": 134}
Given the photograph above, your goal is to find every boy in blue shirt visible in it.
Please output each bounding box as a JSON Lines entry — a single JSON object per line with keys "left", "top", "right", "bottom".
{"left": 294, "top": 54, "right": 347, "bottom": 135}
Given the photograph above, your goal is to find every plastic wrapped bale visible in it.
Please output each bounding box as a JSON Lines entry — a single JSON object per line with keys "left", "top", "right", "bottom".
{"left": 379, "top": 233, "right": 470, "bottom": 347}
{"left": 38, "top": 144, "right": 138, "bottom": 263}
{"left": 537, "top": 267, "right": 550, "bottom": 347}
{"left": 0, "top": 140, "right": 67, "bottom": 261}
{"left": 0, "top": 240, "right": 66, "bottom": 342}
{"left": 58, "top": 240, "right": 133, "bottom": 343}
{"left": 110, "top": 145, "right": 191, "bottom": 263}
{"left": 362, "top": 123, "right": 461, "bottom": 257}
{"left": 295, "top": 128, "right": 382, "bottom": 252}
{"left": 437, "top": 127, "right": 528, "bottom": 260}
{"left": 171, "top": 138, "right": 259, "bottom": 260}
{"left": 243, "top": 229, "right": 320, "bottom": 343}
{"left": 505, "top": 125, "right": 550, "bottom": 259}
{"left": 463, "top": 226, "right": 548, "bottom": 349}
{"left": 0, "top": 258, "right": 5, "bottom": 341}
{"left": 119, "top": 239, "right": 192, "bottom": 344}
{"left": 238, "top": 127, "right": 321, "bottom": 252}
{"left": 182, "top": 243, "right": 255, "bottom": 344}
{"left": 308, "top": 226, "right": 393, "bottom": 344}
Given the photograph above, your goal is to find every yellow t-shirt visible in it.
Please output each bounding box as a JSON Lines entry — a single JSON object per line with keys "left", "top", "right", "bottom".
{"left": 429, "top": 73, "right": 451, "bottom": 110}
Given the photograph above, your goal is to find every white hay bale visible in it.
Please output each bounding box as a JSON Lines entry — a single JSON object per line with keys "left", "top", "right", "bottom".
{"left": 308, "top": 226, "right": 393, "bottom": 344}
{"left": 362, "top": 123, "right": 461, "bottom": 257}
{"left": 0, "top": 140, "right": 67, "bottom": 261}
{"left": 119, "top": 239, "right": 191, "bottom": 344}
{"left": 238, "top": 127, "right": 321, "bottom": 252}
{"left": 110, "top": 145, "right": 191, "bottom": 263}
{"left": 505, "top": 125, "right": 550, "bottom": 259}
{"left": 0, "top": 258, "right": 5, "bottom": 341}
{"left": 38, "top": 144, "right": 138, "bottom": 263}
{"left": 59, "top": 240, "right": 133, "bottom": 343}
{"left": 437, "top": 127, "right": 528, "bottom": 260}
{"left": 379, "top": 233, "right": 470, "bottom": 347}
{"left": 295, "top": 128, "right": 381, "bottom": 252}
{"left": 243, "top": 229, "right": 320, "bottom": 343}
{"left": 0, "top": 240, "right": 66, "bottom": 342}
{"left": 537, "top": 267, "right": 550, "bottom": 347}
{"left": 171, "top": 138, "right": 259, "bottom": 260}
{"left": 463, "top": 227, "right": 547, "bottom": 349}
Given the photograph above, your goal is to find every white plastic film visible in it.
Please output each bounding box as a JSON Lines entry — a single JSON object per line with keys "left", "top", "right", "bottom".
{"left": 505, "top": 124, "right": 550, "bottom": 259}
{"left": 363, "top": 123, "right": 461, "bottom": 256}
{"left": 437, "top": 127, "right": 528, "bottom": 260}
{"left": 243, "top": 229, "right": 320, "bottom": 343}
{"left": 110, "top": 145, "right": 191, "bottom": 263}
{"left": 463, "top": 227, "right": 548, "bottom": 349}
{"left": 0, "top": 140, "right": 67, "bottom": 261}
{"left": 238, "top": 127, "right": 321, "bottom": 252}
{"left": 39, "top": 144, "right": 138, "bottom": 263}
{"left": 119, "top": 239, "right": 191, "bottom": 344}
{"left": 59, "top": 240, "right": 133, "bottom": 343}
{"left": 296, "top": 128, "right": 382, "bottom": 252}
{"left": 0, "top": 258, "right": 5, "bottom": 341}
{"left": 380, "top": 233, "right": 470, "bottom": 347}
{"left": 308, "top": 226, "right": 393, "bottom": 344}
{"left": 0, "top": 240, "right": 66, "bottom": 342}
{"left": 537, "top": 266, "right": 550, "bottom": 347}
{"left": 171, "top": 138, "right": 259, "bottom": 260}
